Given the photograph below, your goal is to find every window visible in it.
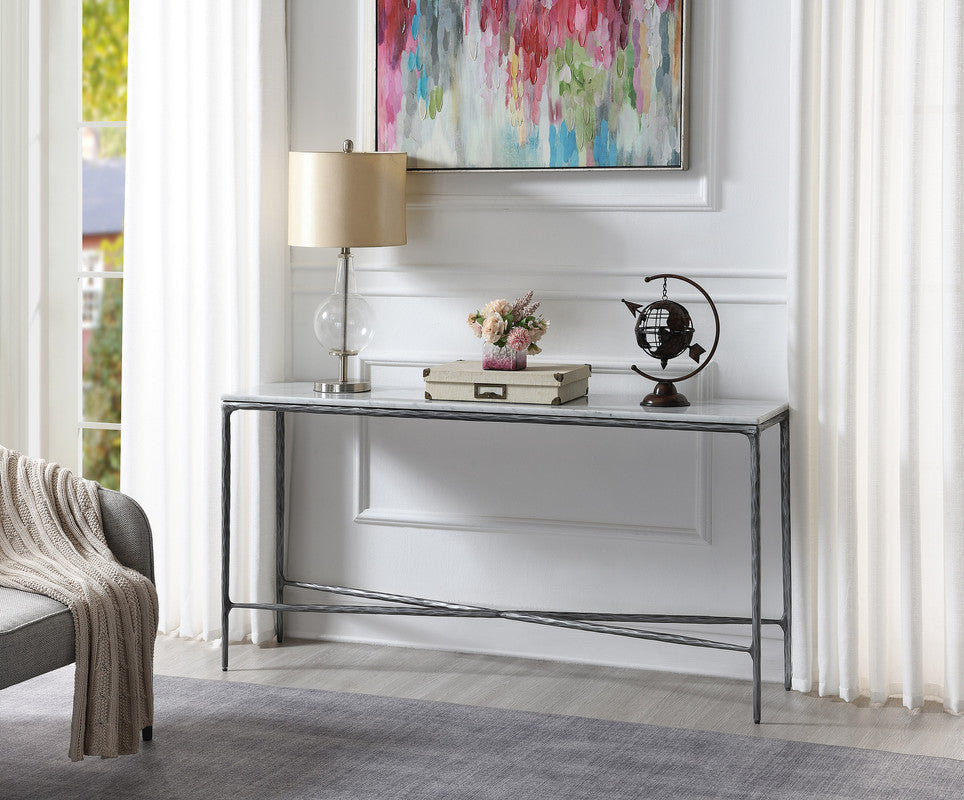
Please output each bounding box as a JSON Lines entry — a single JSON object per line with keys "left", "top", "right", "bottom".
{"left": 78, "top": 0, "right": 128, "bottom": 488}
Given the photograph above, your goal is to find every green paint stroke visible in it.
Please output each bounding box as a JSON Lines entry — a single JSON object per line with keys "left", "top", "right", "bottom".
{"left": 553, "top": 41, "right": 606, "bottom": 152}
{"left": 428, "top": 85, "right": 444, "bottom": 119}
{"left": 622, "top": 39, "right": 637, "bottom": 116}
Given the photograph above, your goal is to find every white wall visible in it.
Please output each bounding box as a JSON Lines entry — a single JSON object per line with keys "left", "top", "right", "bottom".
{"left": 284, "top": 0, "right": 791, "bottom": 681}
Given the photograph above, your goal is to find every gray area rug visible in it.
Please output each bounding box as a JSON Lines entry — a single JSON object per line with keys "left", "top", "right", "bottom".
{"left": 0, "top": 668, "right": 961, "bottom": 800}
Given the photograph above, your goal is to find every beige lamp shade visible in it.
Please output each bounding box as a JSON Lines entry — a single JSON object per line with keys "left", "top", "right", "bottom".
{"left": 288, "top": 148, "right": 407, "bottom": 248}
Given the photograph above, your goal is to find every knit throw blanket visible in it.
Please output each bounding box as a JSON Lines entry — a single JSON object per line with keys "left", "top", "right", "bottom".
{"left": 0, "top": 447, "right": 158, "bottom": 761}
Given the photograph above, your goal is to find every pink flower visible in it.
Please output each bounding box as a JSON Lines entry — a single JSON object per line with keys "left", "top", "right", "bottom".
{"left": 528, "top": 319, "right": 548, "bottom": 342}
{"left": 506, "top": 327, "right": 531, "bottom": 352}
{"left": 470, "top": 321, "right": 483, "bottom": 338}
{"left": 481, "top": 314, "right": 506, "bottom": 344}
{"left": 527, "top": 343, "right": 542, "bottom": 355}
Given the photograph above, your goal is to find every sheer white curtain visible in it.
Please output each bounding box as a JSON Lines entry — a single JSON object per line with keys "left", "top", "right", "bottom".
{"left": 122, "top": 0, "right": 287, "bottom": 643}
{"left": 0, "top": 1, "right": 30, "bottom": 451}
{"left": 789, "top": 0, "right": 963, "bottom": 711}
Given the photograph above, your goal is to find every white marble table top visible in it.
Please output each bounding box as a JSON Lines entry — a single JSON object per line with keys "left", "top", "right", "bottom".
{"left": 224, "top": 383, "right": 788, "bottom": 428}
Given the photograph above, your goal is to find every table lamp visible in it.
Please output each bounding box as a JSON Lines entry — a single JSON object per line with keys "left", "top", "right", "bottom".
{"left": 289, "top": 140, "right": 407, "bottom": 393}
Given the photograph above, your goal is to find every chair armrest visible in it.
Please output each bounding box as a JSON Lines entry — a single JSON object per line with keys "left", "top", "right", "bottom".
{"left": 97, "top": 487, "right": 156, "bottom": 584}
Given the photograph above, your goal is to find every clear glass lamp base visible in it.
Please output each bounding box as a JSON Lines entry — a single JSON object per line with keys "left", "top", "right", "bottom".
{"left": 312, "top": 249, "right": 374, "bottom": 394}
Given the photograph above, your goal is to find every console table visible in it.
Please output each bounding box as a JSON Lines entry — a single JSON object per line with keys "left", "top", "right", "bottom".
{"left": 221, "top": 383, "right": 790, "bottom": 723}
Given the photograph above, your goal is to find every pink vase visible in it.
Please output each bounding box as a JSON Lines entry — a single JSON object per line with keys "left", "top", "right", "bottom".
{"left": 482, "top": 342, "right": 527, "bottom": 370}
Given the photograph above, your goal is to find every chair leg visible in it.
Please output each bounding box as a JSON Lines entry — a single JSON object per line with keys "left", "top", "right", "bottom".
{"left": 142, "top": 725, "right": 153, "bottom": 742}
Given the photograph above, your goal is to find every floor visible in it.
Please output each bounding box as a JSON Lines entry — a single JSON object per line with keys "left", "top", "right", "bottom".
{"left": 154, "top": 635, "right": 962, "bottom": 761}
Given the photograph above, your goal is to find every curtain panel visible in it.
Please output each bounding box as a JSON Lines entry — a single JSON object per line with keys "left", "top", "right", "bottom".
{"left": 0, "top": 1, "right": 30, "bottom": 451}
{"left": 122, "top": 0, "right": 288, "bottom": 643}
{"left": 789, "top": 0, "right": 963, "bottom": 711}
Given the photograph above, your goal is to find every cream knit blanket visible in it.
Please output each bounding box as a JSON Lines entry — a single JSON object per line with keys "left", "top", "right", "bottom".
{"left": 0, "top": 446, "right": 158, "bottom": 761}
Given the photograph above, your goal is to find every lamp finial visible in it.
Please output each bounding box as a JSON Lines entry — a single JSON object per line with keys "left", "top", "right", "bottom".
{"left": 342, "top": 139, "right": 354, "bottom": 154}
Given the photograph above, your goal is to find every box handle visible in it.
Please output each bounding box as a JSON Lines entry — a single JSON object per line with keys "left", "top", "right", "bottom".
{"left": 474, "top": 383, "right": 507, "bottom": 400}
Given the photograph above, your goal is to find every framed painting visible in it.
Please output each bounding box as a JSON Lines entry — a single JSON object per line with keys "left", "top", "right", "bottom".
{"left": 375, "top": 0, "right": 688, "bottom": 171}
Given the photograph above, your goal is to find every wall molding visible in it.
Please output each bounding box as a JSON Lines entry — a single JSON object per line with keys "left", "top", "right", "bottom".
{"left": 290, "top": 252, "right": 785, "bottom": 280}
{"left": 352, "top": 506, "right": 709, "bottom": 545}
{"left": 298, "top": 623, "right": 789, "bottom": 656}
{"left": 290, "top": 262, "right": 788, "bottom": 306}
{"left": 350, "top": 359, "right": 713, "bottom": 546}
{"left": 402, "top": 175, "right": 716, "bottom": 214}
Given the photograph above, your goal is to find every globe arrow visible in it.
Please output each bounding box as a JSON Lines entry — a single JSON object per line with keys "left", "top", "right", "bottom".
{"left": 621, "top": 299, "right": 644, "bottom": 318}
{"left": 689, "top": 343, "right": 706, "bottom": 363}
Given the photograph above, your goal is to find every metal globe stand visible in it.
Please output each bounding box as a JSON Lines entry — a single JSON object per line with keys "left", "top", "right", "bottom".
{"left": 638, "top": 378, "right": 690, "bottom": 407}
{"left": 623, "top": 274, "right": 721, "bottom": 408}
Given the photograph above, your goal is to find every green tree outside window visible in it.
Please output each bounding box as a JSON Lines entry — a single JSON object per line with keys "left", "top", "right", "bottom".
{"left": 82, "top": 238, "right": 123, "bottom": 489}
{"left": 83, "top": 0, "right": 129, "bottom": 125}
{"left": 81, "top": 0, "right": 128, "bottom": 486}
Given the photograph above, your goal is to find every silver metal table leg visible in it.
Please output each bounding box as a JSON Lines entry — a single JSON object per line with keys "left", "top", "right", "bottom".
{"left": 780, "top": 415, "right": 791, "bottom": 691}
{"left": 221, "top": 405, "right": 234, "bottom": 671}
{"left": 275, "top": 411, "right": 286, "bottom": 643}
{"left": 748, "top": 430, "right": 762, "bottom": 723}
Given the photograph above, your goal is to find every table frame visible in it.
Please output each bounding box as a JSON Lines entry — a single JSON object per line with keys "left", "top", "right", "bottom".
{"left": 221, "top": 394, "right": 790, "bottom": 723}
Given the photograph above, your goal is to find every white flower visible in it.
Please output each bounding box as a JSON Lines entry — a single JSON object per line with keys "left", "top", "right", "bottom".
{"left": 483, "top": 298, "right": 512, "bottom": 318}
{"left": 481, "top": 314, "right": 507, "bottom": 344}
{"left": 528, "top": 319, "right": 548, "bottom": 342}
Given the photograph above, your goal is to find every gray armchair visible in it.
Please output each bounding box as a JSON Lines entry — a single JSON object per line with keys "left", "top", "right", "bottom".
{"left": 0, "top": 487, "right": 156, "bottom": 740}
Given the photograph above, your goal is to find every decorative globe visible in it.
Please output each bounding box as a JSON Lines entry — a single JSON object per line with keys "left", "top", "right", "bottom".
{"left": 621, "top": 273, "right": 720, "bottom": 408}
{"left": 634, "top": 300, "right": 695, "bottom": 369}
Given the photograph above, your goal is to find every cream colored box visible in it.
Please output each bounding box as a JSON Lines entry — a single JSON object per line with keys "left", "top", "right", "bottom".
{"left": 423, "top": 361, "right": 591, "bottom": 405}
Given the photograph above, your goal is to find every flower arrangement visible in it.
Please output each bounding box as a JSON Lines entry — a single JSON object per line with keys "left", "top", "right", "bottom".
{"left": 467, "top": 291, "right": 549, "bottom": 356}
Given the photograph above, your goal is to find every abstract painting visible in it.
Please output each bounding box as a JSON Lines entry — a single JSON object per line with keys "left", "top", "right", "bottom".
{"left": 376, "top": 0, "right": 687, "bottom": 170}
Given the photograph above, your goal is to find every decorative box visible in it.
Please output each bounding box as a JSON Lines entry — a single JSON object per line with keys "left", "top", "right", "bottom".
{"left": 423, "top": 361, "right": 591, "bottom": 405}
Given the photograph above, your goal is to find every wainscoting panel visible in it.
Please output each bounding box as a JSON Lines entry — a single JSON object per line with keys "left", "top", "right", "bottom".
{"left": 351, "top": 362, "right": 713, "bottom": 545}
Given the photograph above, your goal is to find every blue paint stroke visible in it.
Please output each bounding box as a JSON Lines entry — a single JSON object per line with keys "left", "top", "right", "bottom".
{"left": 497, "top": 128, "right": 539, "bottom": 167}
{"left": 548, "top": 123, "right": 579, "bottom": 167}
{"left": 593, "top": 119, "right": 619, "bottom": 166}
